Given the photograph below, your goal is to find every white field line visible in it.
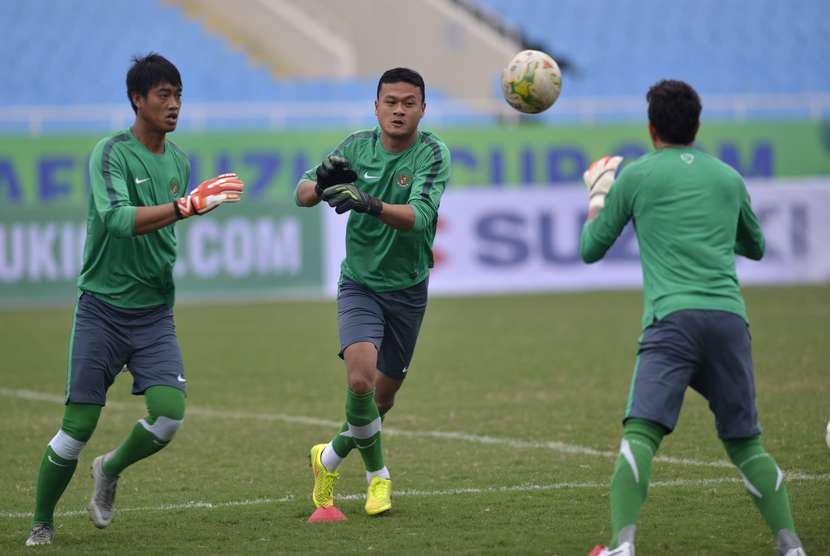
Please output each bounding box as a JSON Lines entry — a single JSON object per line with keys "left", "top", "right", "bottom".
{"left": 2, "top": 474, "right": 828, "bottom": 520}
{"left": 0, "top": 496, "right": 295, "bottom": 520}
{"left": 0, "top": 388, "right": 741, "bottom": 470}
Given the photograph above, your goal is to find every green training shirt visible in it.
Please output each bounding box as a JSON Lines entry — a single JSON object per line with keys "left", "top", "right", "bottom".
{"left": 298, "top": 126, "right": 451, "bottom": 292}
{"left": 580, "top": 147, "right": 765, "bottom": 329}
{"left": 80, "top": 128, "right": 190, "bottom": 308}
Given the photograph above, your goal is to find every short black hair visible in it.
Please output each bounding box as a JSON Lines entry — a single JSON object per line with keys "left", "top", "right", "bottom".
{"left": 376, "top": 67, "right": 425, "bottom": 104}
{"left": 126, "top": 53, "right": 182, "bottom": 113}
{"left": 646, "top": 79, "right": 701, "bottom": 145}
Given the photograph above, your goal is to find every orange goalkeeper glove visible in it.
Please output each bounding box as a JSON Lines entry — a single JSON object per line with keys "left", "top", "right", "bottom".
{"left": 175, "top": 173, "right": 244, "bottom": 218}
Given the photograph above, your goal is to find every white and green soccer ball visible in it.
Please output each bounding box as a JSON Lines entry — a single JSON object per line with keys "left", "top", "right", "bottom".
{"left": 826, "top": 419, "right": 830, "bottom": 449}
{"left": 501, "top": 49, "right": 562, "bottom": 114}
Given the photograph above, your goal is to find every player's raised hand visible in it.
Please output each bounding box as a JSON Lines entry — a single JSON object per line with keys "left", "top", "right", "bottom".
{"left": 315, "top": 156, "right": 357, "bottom": 197}
{"left": 583, "top": 156, "right": 623, "bottom": 210}
{"left": 321, "top": 183, "right": 383, "bottom": 216}
{"left": 176, "top": 173, "right": 244, "bottom": 218}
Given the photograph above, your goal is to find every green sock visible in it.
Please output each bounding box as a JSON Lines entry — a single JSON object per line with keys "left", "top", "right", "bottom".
{"left": 32, "top": 447, "right": 77, "bottom": 526}
{"left": 609, "top": 418, "right": 666, "bottom": 548}
{"left": 103, "top": 422, "right": 168, "bottom": 476}
{"left": 103, "top": 386, "right": 185, "bottom": 476}
{"left": 331, "top": 412, "right": 386, "bottom": 459}
{"left": 331, "top": 421, "right": 355, "bottom": 458}
{"left": 32, "top": 403, "right": 101, "bottom": 527}
{"left": 724, "top": 436, "right": 796, "bottom": 537}
{"left": 341, "top": 388, "right": 384, "bottom": 473}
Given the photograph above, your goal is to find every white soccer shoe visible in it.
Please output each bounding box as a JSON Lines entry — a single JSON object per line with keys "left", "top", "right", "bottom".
{"left": 24, "top": 523, "right": 53, "bottom": 546}
{"left": 588, "top": 542, "right": 634, "bottom": 556}
{"left": 778, "top": 528, "right": 807, "bottom": 556}
{"left": 87, "top": 454, "right": 119, "bottom": 528}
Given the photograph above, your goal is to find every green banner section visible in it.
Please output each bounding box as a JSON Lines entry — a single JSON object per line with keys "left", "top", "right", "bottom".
{"left": 1, "top": 121, "right": 828, "bottom": 206}
{"left": 0, "top": 202, "right": 323, "bottom": 306}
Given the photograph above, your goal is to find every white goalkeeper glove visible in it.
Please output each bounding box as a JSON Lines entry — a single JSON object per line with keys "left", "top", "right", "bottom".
{"left": 583, "top": 156, "right": 623, "bottom": 211}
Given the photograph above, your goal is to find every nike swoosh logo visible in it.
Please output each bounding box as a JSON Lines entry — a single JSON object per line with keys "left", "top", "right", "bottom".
{"left": 135, "top": 177, "right": 151, "bottom": 184}
{"left": 354, "top": 438, "right": 378, "bottom": 449}
{"left": 48, "top": 455, "right": 71, "bottom": 467}
{"left": 177, "top": 374, "right": 187, "bottom": 383}
{"left": 363, "top": 171, "right": 380, "bottom": 180}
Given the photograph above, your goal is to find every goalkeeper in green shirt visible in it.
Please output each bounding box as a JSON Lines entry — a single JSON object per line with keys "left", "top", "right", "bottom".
{"left": 25, "top": 53, "right": 244, "bottom": 546}
{"left": 584, "top": 80, "right": 805, "bottom": 556}
{"left": 295, "top": 67, "right": 450, "bottom": 518}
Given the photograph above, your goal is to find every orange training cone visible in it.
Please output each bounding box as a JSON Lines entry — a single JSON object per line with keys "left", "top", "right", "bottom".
{"left": 308, "top": 506, "right": 347, "bottom": 523}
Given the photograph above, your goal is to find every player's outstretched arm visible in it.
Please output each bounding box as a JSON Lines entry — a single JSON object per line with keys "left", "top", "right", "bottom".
{"left": 318, "top": 180, "right": 418, "bottom": 230}
{"left": 133, "top": 204, "right": 179, "bottom": 235}
{"left": 579, "top": 155, "right": 630, "bottom": 263}
{"left": 132, "top": 173, "right": 244, "bottom": 235}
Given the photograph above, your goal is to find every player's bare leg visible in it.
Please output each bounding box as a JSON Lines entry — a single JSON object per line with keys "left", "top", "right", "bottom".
{"left": 374, "top": 372, "right": 402, "bottom": 418}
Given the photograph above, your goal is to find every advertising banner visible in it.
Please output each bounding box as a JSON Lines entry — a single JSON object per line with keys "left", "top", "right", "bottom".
{"left": 1, "top": 122, "right": 829, "bottom": 206}
{"left": 0, "top": 202, "right": 322, "bottom": 306}
{"left": 323, "top": 180, "right": 830, "bottom": 297}
{"left": 2, "top": 180, "right": 828, "bottom": 307}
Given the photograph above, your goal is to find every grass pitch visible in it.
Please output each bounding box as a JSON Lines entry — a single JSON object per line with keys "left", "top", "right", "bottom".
{"left": 1, "top": 286, "right": 828, "bottom": 555}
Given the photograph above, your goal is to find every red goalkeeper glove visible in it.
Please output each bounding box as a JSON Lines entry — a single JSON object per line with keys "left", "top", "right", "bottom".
{"left": 175, "top": 173, "right": 244, "bottom": 218}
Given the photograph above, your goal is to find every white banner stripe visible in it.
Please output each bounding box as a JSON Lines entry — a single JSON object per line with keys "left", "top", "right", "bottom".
{"left": 2, "top": 474, "right": 827, "bottom": 520}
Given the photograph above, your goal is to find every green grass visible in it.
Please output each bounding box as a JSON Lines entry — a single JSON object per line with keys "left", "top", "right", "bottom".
{"left": 1, "top": 286, "right": 828, "bottom": 555}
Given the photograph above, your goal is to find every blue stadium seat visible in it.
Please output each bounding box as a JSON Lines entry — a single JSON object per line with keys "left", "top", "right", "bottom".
{"left": 0, "top": 0, "right": 384, "bottom": 107}
{"left": 0, "top": 0, "right": 476, "bottom": 129}
{"left": 475, "top": 0, "right": 830, "bottom": 97}
{"left": 4, "top": 0, "right": 826, "bottom": 129}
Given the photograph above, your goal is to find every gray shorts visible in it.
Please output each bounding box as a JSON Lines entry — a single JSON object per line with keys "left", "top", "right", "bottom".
{"left": 337, "top": 275, "right": 429, "bottom": 381}
{"left": 65, "top": 292, "right": 186, "bottom": 405}
{"left": 625, "top": 309, "right": 760, "bottom": 439}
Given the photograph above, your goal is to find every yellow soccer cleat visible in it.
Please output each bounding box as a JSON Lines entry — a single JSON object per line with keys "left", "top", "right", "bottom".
{"left": 309, "top": 444, "right": 339, "bottom": 508}
{"left": 364, "top": 476, "right": 392, "bottom": 516}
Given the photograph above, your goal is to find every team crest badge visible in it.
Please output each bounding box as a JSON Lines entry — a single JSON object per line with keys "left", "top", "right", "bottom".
{"left": 396, "top": 171, "right": 413, "bottom": 188}
{"left": 169, "top": 178, "right": 179, "bottom": 195}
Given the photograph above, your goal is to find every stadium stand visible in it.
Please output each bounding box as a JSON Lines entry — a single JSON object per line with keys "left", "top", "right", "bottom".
{"left": 0, "top": 0, "right": 485, "bottom": 131}
{"left": 2, "top": 0, "right": 828, "bottom": 131}
{"left": 0, "top": 0, "right": 381, "bottom": 107}
{"left": 472, "top": 0, "right": 830, "bottom": 97}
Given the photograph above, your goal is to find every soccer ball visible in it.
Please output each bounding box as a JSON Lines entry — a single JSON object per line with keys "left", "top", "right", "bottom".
{"left": 826, "top": 420, "right": 830, "bottom": 449}
{"left": 501, "top": 50, "right": 562, "bottom": 114}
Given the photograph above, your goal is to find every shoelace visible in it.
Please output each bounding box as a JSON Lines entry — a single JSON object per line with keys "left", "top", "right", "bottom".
{"left": 30, "top": 524, "right": 52, "bottom": 541}
{"left": 97, "top": 473, "right": 118, "bottom": 510}
{"left": 370, "top": 479, "right": 389, "bottom": 498}
{"left": 318, "top": 469, "right": 339, "bottom": 502}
